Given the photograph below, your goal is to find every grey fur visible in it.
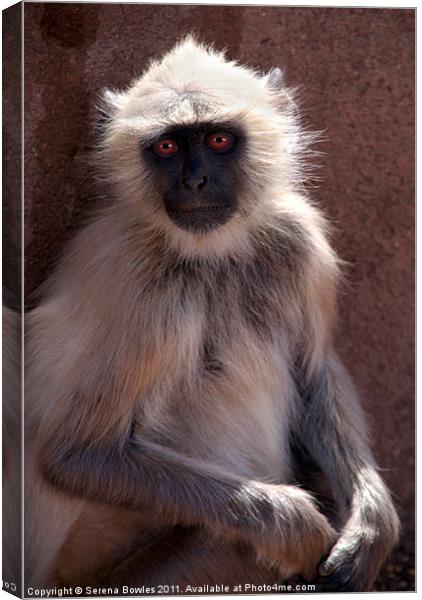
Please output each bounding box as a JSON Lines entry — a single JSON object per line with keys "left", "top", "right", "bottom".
{"left": 296, "top": 354, "right": 400, "bottom": 590}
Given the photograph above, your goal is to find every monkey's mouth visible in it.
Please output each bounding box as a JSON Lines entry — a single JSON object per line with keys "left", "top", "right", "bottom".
{"left": 166, "top": 205, "right": 235, "bottom": 232}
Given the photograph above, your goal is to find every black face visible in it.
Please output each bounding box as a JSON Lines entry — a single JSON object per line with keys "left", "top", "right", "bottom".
{"left": 142, "top": 123, "right": 244, "bottom": 233}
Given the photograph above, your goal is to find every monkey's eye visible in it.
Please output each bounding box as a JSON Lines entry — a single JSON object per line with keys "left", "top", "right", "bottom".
{"left": 205, "top": 132, "right": 234, "bottom": 153}
{"left": 153, "top": 139, "right": 179, "bottom": 158}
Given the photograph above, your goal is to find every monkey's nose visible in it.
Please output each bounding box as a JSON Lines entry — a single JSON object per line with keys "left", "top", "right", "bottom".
{"left": 182, "top": 175, "right": 208, "bottom": 191}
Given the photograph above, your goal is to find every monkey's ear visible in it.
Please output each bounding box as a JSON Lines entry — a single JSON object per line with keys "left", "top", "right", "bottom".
{"left": 100, "top": 88, "right": 125, "bottom": 116}
{"left": 266, "top": 67, "right": 284, "bottom": 91}
{"left": 95, "top": 88, "right": 125, "bottom": 140}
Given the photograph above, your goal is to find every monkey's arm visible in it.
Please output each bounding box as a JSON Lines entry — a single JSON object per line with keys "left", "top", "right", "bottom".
{"left": 296, "top": 351, "right": 399, "bottom": 591}
{"left": 39, "top": 417, "right": 335, "bottom": 580}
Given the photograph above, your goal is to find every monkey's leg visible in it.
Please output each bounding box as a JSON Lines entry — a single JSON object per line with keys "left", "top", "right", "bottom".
{"left": 297, "top": 351, "right": 399, "bottom": 591}
{"left": 53, "top": 505, "right": 158, "bottom": 587}
{"left": 98, "top": 526, "right": 276, "bottom": 588}
{"left": 39, "top": 426, "right": 336, "bottom": 581}
{"left": 56, "top": 505, "right": 277, "bottom": 588}
{"left": 56, "top": 510, "right": 273, "bottom": 588}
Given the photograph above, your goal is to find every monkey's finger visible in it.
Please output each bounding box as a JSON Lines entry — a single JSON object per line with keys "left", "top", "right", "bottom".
{"left": 318, "top": 552, "right": 340, "bottom": 576}
{"left": 318, "top": 561, "right": 334, "bottom": 576}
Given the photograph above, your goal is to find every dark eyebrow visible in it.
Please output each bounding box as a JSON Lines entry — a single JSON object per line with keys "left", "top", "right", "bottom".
{"left": 139, "top": 120, "right": 245, "bottom": 149}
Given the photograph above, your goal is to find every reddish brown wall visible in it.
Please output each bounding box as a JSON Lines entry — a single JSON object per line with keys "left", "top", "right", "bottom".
{"left": 22, "top": 3, "right": 414, "bottom": 587}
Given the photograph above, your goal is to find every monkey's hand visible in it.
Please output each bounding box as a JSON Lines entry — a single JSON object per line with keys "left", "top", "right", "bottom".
{"left": 317, "top": 493, "right": 399, "bottom": 592}
{"left": 248, "top": 484, "right": 337, "bottom": 581}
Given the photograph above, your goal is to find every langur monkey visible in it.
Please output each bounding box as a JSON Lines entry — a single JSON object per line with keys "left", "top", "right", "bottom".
{"left": 25, "top": 37, "right": 399, "bottom": 592}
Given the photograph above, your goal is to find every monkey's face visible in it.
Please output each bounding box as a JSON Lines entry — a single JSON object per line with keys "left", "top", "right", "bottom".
{"left": 100, "top": 37, "right": 307, "bottom": 254}
{"left": 141, "top": 122, "right": 245, "bottom": 233}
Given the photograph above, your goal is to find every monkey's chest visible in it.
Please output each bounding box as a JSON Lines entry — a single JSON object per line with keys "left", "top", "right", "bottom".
{"left": 166, "top": 384, "right": 292, "bottom": 483}
{"left": 137, "top": 314, "right": 294, "bottom": 483}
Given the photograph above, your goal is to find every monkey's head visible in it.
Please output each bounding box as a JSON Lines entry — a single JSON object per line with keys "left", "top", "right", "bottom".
{"left": 99, "top": 37, "right": 310, "bottom": 257}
